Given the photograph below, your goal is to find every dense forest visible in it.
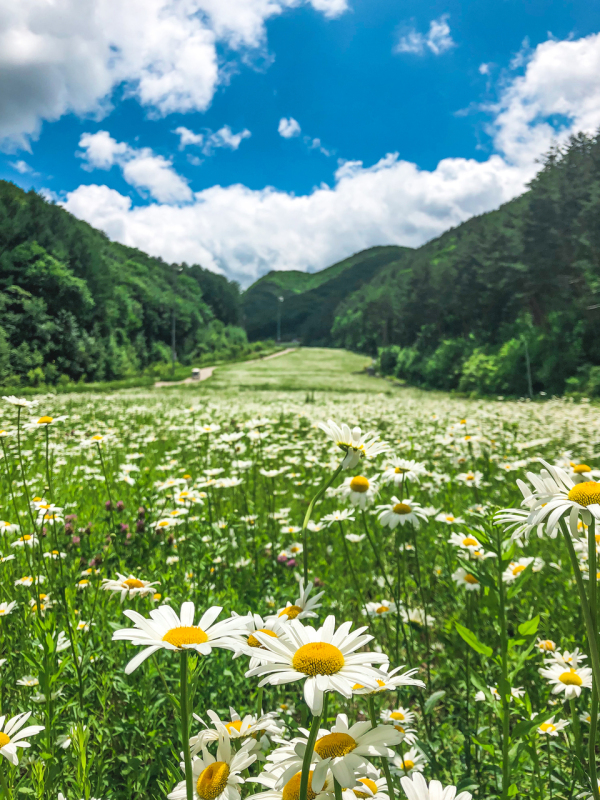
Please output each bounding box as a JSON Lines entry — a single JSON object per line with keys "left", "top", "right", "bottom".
{"left": 0, "top": 181, "right": 248, "bottom": 387}
{"left": 244, "top": 132, "right": 600, "bottom": 397}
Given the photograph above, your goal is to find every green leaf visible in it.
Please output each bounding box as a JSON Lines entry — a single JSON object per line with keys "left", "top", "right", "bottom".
{"left": 508, "top": 784, "right": 518, "bottom": 797}
{"left": 472, "top": 737, "right": 495, "bottom": 756}
{"left": 424, "top": 690, "right": 446, "bottom": 714}
{"left": 455, "top": 622, "right": 493, "bottom": 657}
{"left": 518, "top": 615, "right": 540, "bottom": 636}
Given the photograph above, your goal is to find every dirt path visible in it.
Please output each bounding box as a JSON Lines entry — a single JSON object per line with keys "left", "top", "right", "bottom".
{"left": 153, "top": 348, "right": 295, "bottom": 388}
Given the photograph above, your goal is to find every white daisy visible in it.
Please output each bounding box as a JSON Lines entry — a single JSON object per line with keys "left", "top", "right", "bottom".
{"left": 377, "top": 498, "right": 428, "bottom": 530}
{"left": 451, "top": 568, "right": 480, "bottom": 591}
{"left": 247, "top": 766, "right": 335, "bottom": 800}
{"left": 539, "top": 663, "right": 592, "bottom": 699}
{"left": 0, "top": 711, "right": 44, "bottom": 765}
{"left": 400, "top": 773, "right": 472, "bottom": 800}
{"left": 364, "top": 601, "right": 397, "bottom": 618}
{"left": 168, "top": 731, "right": 256, "bottom": 800}
{"left": 339, "top": 476, "right": 379, "bottom": 509}
{"left": 435, "top": 513, "right": 465, "bottom": 525}
{"left": 277, "top": 580, "right": 324, "bottom": 621}
{"left": 191, "top": 708, "right": 283, "bottom": 755}
{"left": 343, "top": 774, "right": 389, "bottom": 800}
{"left": 112, "top": 601, "right": 250, "bottom": 674}
{"left": 245, "top": 615, "right": 388, "bottom": 715}
{"left": 381, "top": 458, "right": 427, "bottom": 486}
{"left": 319, "top": 420, "right": 388, "bottom": 470}
{"left": 0, "top": 601, "right": 16, "bottom": 617}
{"left": 537, "top": 716, "right": 569, "bottom": 736}
{"left": 269, "top": 713, "right": 401, "bottom": 790}
{"left": 389, "top": 747, "right": 427, "bottom": 777}
{"left": 322, "top": 510, "right": 356, "bottom": 526}
{"left": 102, "top": 573, "right": 160, "bottom": 603}
{"left": 502, "top": 557, "right": 544, "bottom": 583}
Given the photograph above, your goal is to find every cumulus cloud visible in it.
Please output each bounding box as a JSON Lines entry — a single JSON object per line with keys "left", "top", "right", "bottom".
{"left": 9, "top": 160, "right": 34, "bottom": 174}
{"left": 63, "top": 32, "right": 600, "bottom": 285}
{"left": 0, "top": 0, "right": 348, "bottom": 150}
{"left": 278, "top": 117, "right": 302, "bottom": 138}
{"left": 395, "top": 14, "right": 455, "bottom": 56}
{"left": 173, "top": 124, "right": 251, "bottom": 155}
{"left": 78, "top": 131, "right": 192, "bottom": 203}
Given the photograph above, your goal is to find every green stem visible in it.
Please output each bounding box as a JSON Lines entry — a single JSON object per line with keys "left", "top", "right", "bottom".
{"left": 0, "top": 760, "right": 10, "bottom": 800}
{"left": 299, "top": 714, "right": 321, "bottom": 800}
{"left": 589, "top": 517, "right": 600, "bottom": 800}
{"left": 569, "top": 697, "right": 585, "bottom": 766}
{"left": 496, "top": 526, "right": 510, "bottom": 800}
{"left": 334, "top": 779, "right": 343, "bottom": 800}
{"left": 560, "top": 520, "right": 600, "bottom": 692}
{"left": 361, "top": 511, "right": 394, "bottom": 598}
{"left": 367, "top": 696, "right": 395, "bottom": 800}
{"left": 256, "top": 687, "right": 263, "bottom": 717}
{"left": 180, "top": 652, "right": 193, "bottom": 800}
{"left": 338, "top": 521, "right": 367, "bottom": 617}
{"left": 301, "top": 464, "right": 343, "bottom": 583}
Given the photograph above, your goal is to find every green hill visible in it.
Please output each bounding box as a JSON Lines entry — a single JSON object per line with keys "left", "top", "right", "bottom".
{"left": 0, "top": 181, "right": 245, "bottom": 387}
{"left": 242, "top": 245, "right": 409, "bottom": 343}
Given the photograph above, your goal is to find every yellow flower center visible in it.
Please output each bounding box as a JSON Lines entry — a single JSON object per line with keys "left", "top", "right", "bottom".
{"left": 464, "top": 573, "right": 479, "bottom": 585}
{"left": 23, "top": 535, "right": 32, "bottom": 541}
{"left": 376, "top": 605, "right": 389, "bottom": 614}
{"left": 466, "top": 473, "right": 475, "bottom": 481}
{"left": 569, "top": 482, "right": 600, "bottom": 507}
{"left": 393, "top": 503, "right": 412, "bottom": 515}
{"left": 122, "top": 578, "right": 145, "bottom": 589}
{"left": 350, "top": 476, "right": 370, "bottom": 493}
{"left": 292, "top": 642, "right": 345, "bottom": 676}
{"left": 539, "top": 640, "right": 555, "bottom": 651}
{"left": 559, "top": 670, "right": 583, "bottom": 686}
{"left": 512, "top": 565, "right": 526, "bottom": 576}
{"left": 539, "top": 723, "right": 556, "bottom": 733}
{"left": 390, "top": 711, "right": 405, "bottom": 721}
{"left": 248, "top": 629, "right": 278, "bottom": 648}
{"left": 282, "top": 772, "right": 317, "bottom": 800}
{"left": 196, "top": 761, "right": 230, "bottom": 800}
{"left": 393, "top": 724, "right": 405, "bottom": 733}
{"left": 394, "top": 467, "right": 408, "bottom": 474}
{"left": 354, "top": 779, "right": 378, "bottom": 798}
{"left": 91, "top": 435, "right": 103, "bottom": 441}
{"left": 279, "top": 605, "right": 303, "bottom": 619}
{"left": 314, "top": 732, "right": 357, "bottom": 759}
{"left": 37, "top": 416, "right": 53, "bottom": 424}
{"left": 79, "top": 579, "right": 89, "bottom": 586}
{"left": 574, "top": 464, "right": 592, "bottom": 474}
{"left": 462, "top": 537, "right": 478, "bottom": 546}
{"left": 162, "top": 626, "right": 208, "bottom": 648}
{"left": 0, "top": 733, "right": 10, "bottom": 747}
{"left": 225, "top": 720, "right": 243, "bottom": 734}
{"left": 402, "top": 760, "right": 415, "bottom": 771}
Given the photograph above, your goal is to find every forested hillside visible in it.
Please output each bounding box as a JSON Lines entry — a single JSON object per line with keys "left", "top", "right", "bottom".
{"left": 0, "top": 182, "right": 245, "bottom": 387}
{"left": 241, "top": 246, "right": 407, "bottom": 343}
{"left": 242, "top": 132, "right": 600, "bottom": 396}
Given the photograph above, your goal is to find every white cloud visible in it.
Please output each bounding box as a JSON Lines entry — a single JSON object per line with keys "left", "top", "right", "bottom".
{"left": 9, "top": 160, "right": 34, "bottom": 174}
{"left": 203, "top": 125, "right": 251, "bottom": 154}
{"left": 395, "top": 14, "right": 455, "bottom": 56}
{"left": 479, "top": 63, "right": 491, "bottom": 75}
{"left": 174, "top": 127, "right": 205, "bottom": 149}
{"left": 63, "top": 32, "right": 600, "bottom": 286}
{"left": 78, "top": 131, "right": 192, "bottom": 203}
{"left": 278, "top": 117, "right": 301, "bottom": 138}
{"left": 0, "top": 0, "right": 348, "bottom": 150}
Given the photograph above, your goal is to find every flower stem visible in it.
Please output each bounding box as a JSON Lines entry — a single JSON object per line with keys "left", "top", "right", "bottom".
{"left": 301, "top": 464, "right": 343, "bottom": 583}
{"left": 367, "top": 696, "right": 395, "bottom": 800}
{"left": 180, "top": 651, "right": 193, "bottom": 800}
{"left": 588, "top": 517, "right": 600, "bottom": 800}
{"left": 334, "top": 779, "right": 343, "bottom": 800}
{"left": 495, "top": 525, "right": 510, "bottom": 800}
{"left": 299, "top": 713, "right": 321, "bottom": 800}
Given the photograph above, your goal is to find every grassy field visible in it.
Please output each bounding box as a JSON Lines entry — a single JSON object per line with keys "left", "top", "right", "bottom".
{"left": 198, "top": 348, "right": 394, "bottom": 394}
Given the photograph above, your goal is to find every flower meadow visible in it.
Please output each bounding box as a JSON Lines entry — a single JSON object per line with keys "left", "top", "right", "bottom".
{"left": 2, "top": 388, "right": 600, "bottom": 800}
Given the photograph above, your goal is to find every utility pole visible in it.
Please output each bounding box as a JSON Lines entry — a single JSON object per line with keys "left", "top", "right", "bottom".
{"left": 276, "top": 295, "right": 283, "bottom": 343}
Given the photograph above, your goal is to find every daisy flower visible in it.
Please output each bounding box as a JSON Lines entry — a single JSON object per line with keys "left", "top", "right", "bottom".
{"left": 381, "top": 458, "right": 427, "bottom": 486}
{"left": 456, "top": 471, "right": 483, "bottom": 488}
{"left": 321, "top": 510, "right": 356, "bottom": 526}
{"left": 234, "top": 613, "right": 289, "bottom": 669}
{"left": 380, "top": 707, "right": 416, "bottom": 728}
{"left": 191, "top": 708, "right": 282, "bottom": 755}
{"left": 351, "top": 662, "right": 424, "bottom": 695}
{"left": 537, "top": 716, "right": 569, "bottom": 736}
{"left": 270, "top": 713, "right": 401, "bottom": 790}
{"left": 112, "top": 601, "right": 250, "bottom": 674}
{"left": 10, "top": 534, "right": 39, "bottom": 548}
{"left": 401, "top": 608, "right": 435, "bottom": 629}
{"left": 377, "top": 498, "right": 428, "bottom": 530}
{"left": 343, "top": 774, "right": 389, "bottom": 800}
{"left": 451, "top": 568, "right": 480, "bottom": 591}
{"left": 537, "top": 639, "right": 556, "bottom": 653}
{"left": 435, "top": 513, "right": 465, "bottom": 525}
{"left": 2, "top": 395, "right": 35, "bottom": 408}
{"left": 245, "top": 615, "right": 388, "bottom": 715}
{"left": 102, "top": 573, "right": 160, "bottom": 603}
{"left": 390, "top": 747, "right": 427, "bottom": 777}
{"left": 539, "top": 663, "right": 592, "bottom": 699}
{"left": 339, "top": 476, "right": 379, "bottom": 509}
{"left": 0, "top": 601, "right": 16, "bottom": 617}
{"left": 247, "top": 766, "right": 335, "bottom": 800}
{"left": 168, "top": 731, "right": 256, "bottom": 800}
{"left": 400, "top": 773, "right": 472, "bottom": 800}
{"left": 277, "top": 580, "right": 324, "bottom": 621}
{"left": 448, "top": 532, "right": 481, "bottom": 551}
{"left": 0, "top": 521, "right": 19, "bottom": 534}
{"left": 319, "top": 420, "right": 388, "bottom": 470}
{"left": 0, "top": 711, "right": 44, "bottom": 764}
{"left": 565, "top": 462, "right": 600, "bottom": 484}
{"left": 364, "top": 601, "right": 397, "bottom": 618}
{"left": 502, "top": 557, "right": 544, "bottom": 583}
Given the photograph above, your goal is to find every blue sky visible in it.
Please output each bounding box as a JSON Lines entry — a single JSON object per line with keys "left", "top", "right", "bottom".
{"left": 2, "top": 0, "right": 600, "bottom": 283}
